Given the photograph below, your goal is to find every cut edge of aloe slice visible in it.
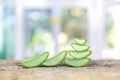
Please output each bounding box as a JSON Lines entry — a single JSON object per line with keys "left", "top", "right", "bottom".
{"left": 68, "top": 50, "right": 92, "bottom": 59}
{"left": 64, "top": 58, "right": 91, "bottom": 67}
{"left": 22, "top": 52, "right": 49, "bottom": 68}
{"left": 74, "top": 38, "right": 87, "bottom": 45}
{"left": 71, "top": 43, "right": 90, "bottom": 51}
{"left": 42, "top": 51, "right": 67, "bottom": 67}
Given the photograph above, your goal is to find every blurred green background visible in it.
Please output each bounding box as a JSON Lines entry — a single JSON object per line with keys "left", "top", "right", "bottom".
{"left": 0, "top": 0, "right": 120, "bottom": 60}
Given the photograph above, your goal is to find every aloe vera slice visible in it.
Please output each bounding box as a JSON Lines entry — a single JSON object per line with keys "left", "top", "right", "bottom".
{"left": 65, "top": 58, "right": 91, "bottom": 67}
{"left": 22, "top": 52, "right": 49, "bottom": 68}
{"left": 42, "top": 51, "right": 67, "bottom": 66}
{"left": 68, "top": 50, "right": 92, "bottom": 59}
{"left": 71, "top": 43, "right": 90, "bottom": 51}
{"left": 74, "top": 38, "right": 87, "bottom": 44}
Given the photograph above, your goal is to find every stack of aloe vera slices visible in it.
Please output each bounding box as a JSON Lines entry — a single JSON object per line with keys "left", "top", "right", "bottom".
{"left": 64, "top": 38, "right": 92, "bottom": 67}
{"left": 22, "top": 38, "right": 92, "bottom": 68}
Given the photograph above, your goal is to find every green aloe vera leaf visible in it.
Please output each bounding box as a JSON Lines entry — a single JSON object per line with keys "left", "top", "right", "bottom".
{"left": 71, "top": 43, "right": 90, "bottom": 51}
{"left": 74, "top": 38, "right": 87, "bottom": 44}
{"left": 42, "top": 51, "right": 67, "bottom": 67}
{"left": 68, "top": 50, "right": 92, "bottom": 59}
{"left": 64, "top": 58, "right": 91, "bottom": 67}
{"left": 22, "top": 52, "right": 49, "bottom": 68}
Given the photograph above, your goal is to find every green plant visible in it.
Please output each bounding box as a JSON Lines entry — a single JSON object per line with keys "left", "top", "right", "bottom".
{"left": 22, "top": 52, "right": 49, "bottom": 68}
{"left": 22, "top": 38, "right": 92, "bottom": 68}
{"left": 64, "top": 38, "right": 92, "bottom": 67}
{"left": 42, "top": 51, "right": 67, "bottom": 67}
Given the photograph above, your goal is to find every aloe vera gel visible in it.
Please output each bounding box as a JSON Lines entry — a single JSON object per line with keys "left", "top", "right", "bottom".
{"left": 65, "top": 38, "right": 92, "bottom": 67}
{"left": 65, "top": 58, "right": 91, "bottom": 67}
{"left": 22, "top": 52, "right": 49, "bottom": 68}
{"left": 22, "top": 38, "right": 92, "bottom": 68}
{"left": 43, "top": 51, "right": 67, "bottom": 66}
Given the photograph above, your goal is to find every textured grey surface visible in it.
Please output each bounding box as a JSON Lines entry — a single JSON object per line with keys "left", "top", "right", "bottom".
{"left": 0, "top": 60, "right": 120, "bottom": 80}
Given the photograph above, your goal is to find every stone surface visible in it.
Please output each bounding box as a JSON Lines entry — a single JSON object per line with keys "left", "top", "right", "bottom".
{"left": 0, "top": 60, "right": 120, "bottom": 80}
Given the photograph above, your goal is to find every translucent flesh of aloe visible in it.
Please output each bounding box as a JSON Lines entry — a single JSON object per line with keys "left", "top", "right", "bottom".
{"left": 68, "top": 50, "right": 92, "bottom": 59}
{"left": 65, "top": 58, "right": 91, "bottom": 67}
{"left": 42, "top": 51, "right": 67, "bottom": 66}
{"left": 71, "top": 43, "right": 90, "bottom": 51}
{"left": 74, "top": 38, "right": 87, "bottom": 44}
{"left": 22, "top": 52, "right": 49, "bottom": 68}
